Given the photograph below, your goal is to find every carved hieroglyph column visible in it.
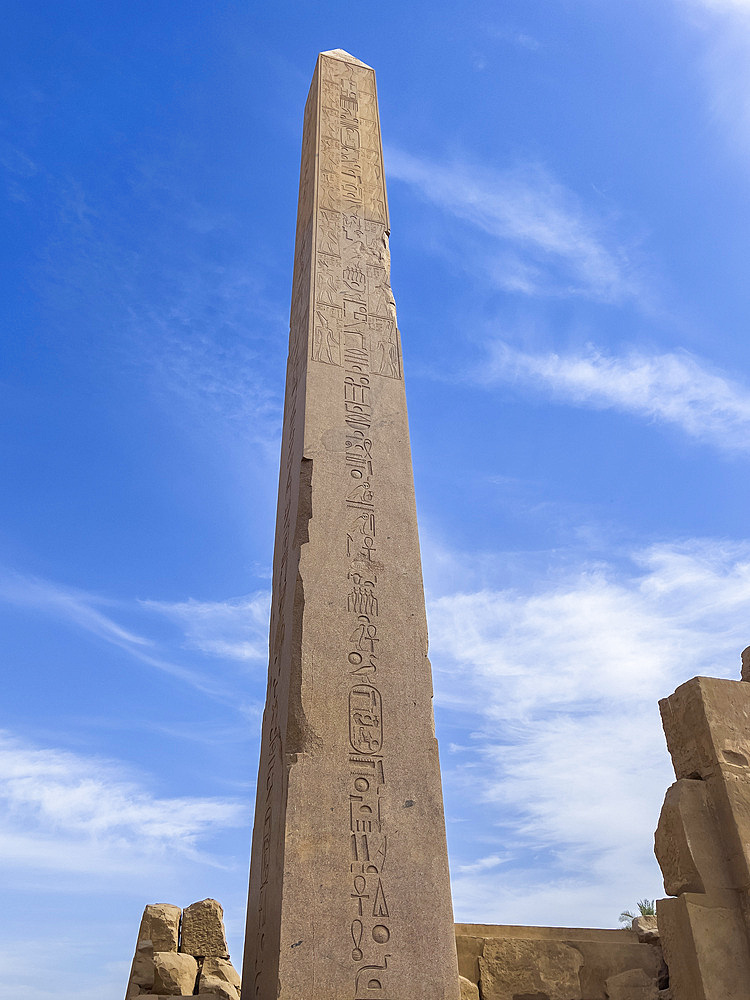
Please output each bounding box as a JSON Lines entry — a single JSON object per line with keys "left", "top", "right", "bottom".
{"left": 242, "top": 50, "right": 460, "bottom": 1000}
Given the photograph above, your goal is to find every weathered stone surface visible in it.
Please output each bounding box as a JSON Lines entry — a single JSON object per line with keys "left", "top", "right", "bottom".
{"left": 741, "top": 645, "right": 750, "bottom": 682}
{"left": 241, "top": 48, "right": 459, "bottom": 1000}
{"left": 655, "top": 674, "right": 750, "bottom": 998}
{"left": 456, "top": 924, "right": 662, "bottom": 1000}
{"left": 152, "top": 952, "right": 198, "bottom": 996}
{"left": 605, "top": 967, "right": 658, "bottom": 999}
{"left": 654, "top": 672, "right": 750, "bottom": 1000}
{"left": 199, "top": 957, "right": 241, "bottom": 999}
{"left": 137, "top": 903, "right": 181, "bottom": 952}
{"left": 199, "top": 981, "right": 239, "bottom": 1000}
{"left": 458, "top": 974, "right": 479, "bottom": 1000}
{"left": 478, "top": 937, "right": 583, "bottom": 1000}
{"left": 202, "top": 957, "right": 241, "bottom": 987}
{"left": 659, "top": 676, "right": 750, "bottom": 782}
{"left": 659, "top": 676, "right": 750, "bottom": 894}
{"left": 658, "top": 892, "right": 750, "bottom": 1000}
{"left": 654, "top": 779, "right": 732, "bottom": 896}
{"left": 180, "top": 899, "right": 228, "bottom": 958}
{"left": 128, "top": 938, "right": 154, "bottom": 991}
{"left": 631, "top": 915, "right": 659, "bottom": 944}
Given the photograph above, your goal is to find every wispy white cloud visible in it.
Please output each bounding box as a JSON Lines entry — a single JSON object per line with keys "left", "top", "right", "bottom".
{"left": 386, "top": 148, "right": 640, "bottom": 302}
{"left": 674, "top": 0, "right": 750, "bottom": 158}
{"left": 0, "top": 571, "right": 151, "bottom": 647}
{"left": 141, "top": 592, "right": 270, "bottom": 662}
{"left": 685, "top": 0, "right": 750, "bottom": 13}
{"left": 488, "top": 25, "right": 541, "bottom": 51}
{"left": 430, "top": 538, "right": 750, "bottom": 925}
{"left": 481, "top": 341, "right": 750, "bottom": 452}
{"left": 138, "top": 262, "right": 285, "bottom": 453}
{"left": 0, "top": 731, "right": 246, "bottom": 880}
{"left": 454, "top": 853, "right": 510, "bottom": 876}
{"left": 0, "top": 569, "right": 266, "bottom": 703}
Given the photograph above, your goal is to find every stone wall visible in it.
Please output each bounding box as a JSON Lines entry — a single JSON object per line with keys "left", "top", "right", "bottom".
{"left": 125, "top": 899, "right": 241, "bottom": 1000}
{"left": 455, "top": 922, "right": 666, "bottom": 999}
{"left": 126, "top": 906, "right": 665, "bottom": 1000}
{"left": 654, "top": 662, "right": 750, "bottom": 1000}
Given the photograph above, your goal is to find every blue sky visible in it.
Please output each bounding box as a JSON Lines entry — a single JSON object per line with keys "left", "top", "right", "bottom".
{"left": 3, "top": 1, "right": 750, "bottom": 996}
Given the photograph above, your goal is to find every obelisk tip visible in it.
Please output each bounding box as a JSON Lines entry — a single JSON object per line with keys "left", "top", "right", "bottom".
{"left": 320, "top": 49, "right": 372, "bottom": 69}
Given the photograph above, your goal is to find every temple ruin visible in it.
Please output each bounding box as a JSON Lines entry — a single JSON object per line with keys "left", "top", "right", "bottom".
{"left": 123, "top": 49, "right": 750, "bottom": 1000}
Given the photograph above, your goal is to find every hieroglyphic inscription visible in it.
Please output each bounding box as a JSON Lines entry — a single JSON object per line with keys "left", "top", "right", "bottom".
{"left": 312, "top": 54, "right": 399, "bottom": 999}
{"left": 245, "top": 50, "right": 459, "bottom": 1000}
{"left": 312, "top": 60, "right": 401, "bottom": 383}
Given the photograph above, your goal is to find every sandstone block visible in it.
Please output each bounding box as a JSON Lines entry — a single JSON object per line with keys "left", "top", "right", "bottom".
{"left": 478, "top": 937, "right": 583, "bottom": 1000}
{"left": 631, "top": 915, "right": 659, "bottom": 944}
{"left": 153, "top": 951, "right": 198, "bottom": 996}
{"left": 199, "top": 980, "right": 239, "bottom": 1000}
{"left": 657, "top": 891, "right": 750, "bottom": 1000}
{"left": 127, "top": 937, "right": 154, "bottom": 996}
{"left": 654, "top": 779, "right": 731, "bottom": 896}
{"left": 741, "top": 645, "right": 750, "bottom": 682}
{"left": 458, "top": 974, "right": 479, "bottom": 1000}
{"left": 136, "top": 903, "right": 181, "bottom": 952}
{"left": 202, "top": 956, "right": 241, "bottom": 985}
{"left": 180, "top": 898, "right": 229, "bottom": 958}
{"left": 659, "top": 676, "right": 750, "bottom": 781}
{"left": 659, "top": 677, "right": 750, "bottom": 894}
{"left": 605, "top": 967, "right": 658, "bottom": 999}
{"left": 199, "top": 957, "right": 241, "bottom": 999}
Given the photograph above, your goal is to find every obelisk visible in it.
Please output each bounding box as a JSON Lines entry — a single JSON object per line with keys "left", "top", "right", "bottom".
{"left": 242, "top": 50, "right": 460, "bottom": 1000}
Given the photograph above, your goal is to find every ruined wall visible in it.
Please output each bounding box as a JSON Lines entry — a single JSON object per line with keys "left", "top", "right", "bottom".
{"left": 125, "top": 899, "right": 241, "bottom": 1000}
{"left": 655, "top": 662, "right": 750, "bottom": 1000}
{"left": 455, "top": 922, "right": 665, "bottom": 999}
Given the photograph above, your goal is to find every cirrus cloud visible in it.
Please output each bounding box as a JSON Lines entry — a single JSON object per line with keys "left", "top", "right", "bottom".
{"left": 482, "top": 342, "right": 750, "bottom": 452}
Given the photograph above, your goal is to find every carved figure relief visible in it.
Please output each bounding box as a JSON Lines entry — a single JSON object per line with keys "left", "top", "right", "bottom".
{"left": 317, "top": 210, "right": 341, "bottom": 256}
{"left": 316, "top": 261, "right": 339, "bottom": 305}
{"left": 311, "top": 310, "right": 341, "bottom": 366}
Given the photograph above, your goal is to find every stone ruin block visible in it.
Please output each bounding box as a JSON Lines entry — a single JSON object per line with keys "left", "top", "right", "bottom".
{"left": 655, "top": 669, "right": 750, "bottom": 1000}
{"left": 458, "top": 975, "right": 479, "bottom": 1000}
{"left": 657, "top": 891, "right": 750, "bottom": 1000}
{"left": 138, "top": 903, "right": 181, "bottom": 952}
{"left": 455, "top": 924, "right": 663, "bottom": 1000}
{"left": 199, "top": 956, "right": 241, "bottom": 1000}
{"left": 152, "top": 952, "right": 198, "bottom": 996}
{"left": 631, "top": 915, "right": 659, "bottom": 944}
{"left": 179, "top": 898, "right": 229, "bottom": 959}
{"left": 127, "top": 939, "right": 154, "bottom": 994}
{"left": 477, "top": 936, "right": 584, "bottom": 1000}
{"left": 604, "top": 966, "right": 659, "bottom": 999}
{"left": 655, "top": 778, "right": 732, "bottom": 897}
{"left": 125, "top": 903, "right": 181, "bottom": 998}
{"left": 124, "top": 899, "right": 238, "bottom": 1000}
{"left": 660, "top": 675, "right": 750, "bottom": 782}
